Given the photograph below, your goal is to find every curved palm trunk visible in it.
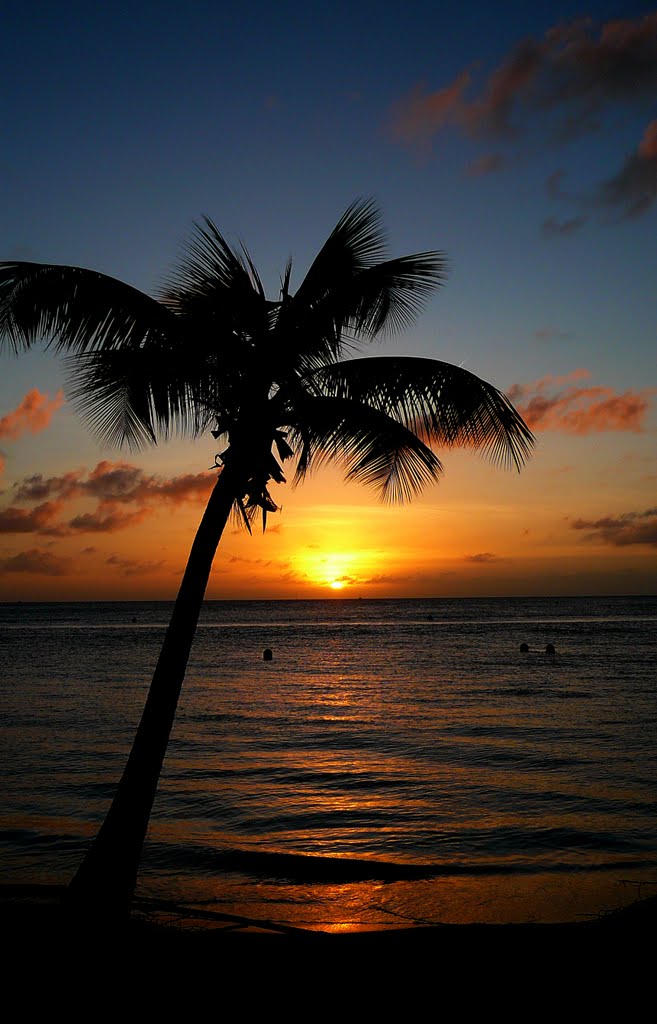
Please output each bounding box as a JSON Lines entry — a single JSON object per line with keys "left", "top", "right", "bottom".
{"left": 65, "top": 464, "right": 242, "bottom": 921}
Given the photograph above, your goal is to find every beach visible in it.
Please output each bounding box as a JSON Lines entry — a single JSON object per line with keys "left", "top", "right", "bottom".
{"left": 4, "top": 882, "right": 656, "bottom": 1016}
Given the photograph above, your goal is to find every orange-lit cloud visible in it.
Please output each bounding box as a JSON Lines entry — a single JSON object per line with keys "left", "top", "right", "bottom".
{"left": 541, "top": 216, "right": 588, "bottom": 238}
{"left": 600, "top": 119, "right": 657, "bottom": 218}
{"left": 2, "top": 461, "right": 217, "bottom": 536}
{"left": 0, "top": 547, "right": 73, "bottom": 575}
{"left": 390, "top": 69, "right": 471, "bottom": 148}
{"left": 0, "top": 388, "right": 64, "bottom": 440}
{"left": 390, "top": 13, "right": 657, "bottom": 220}
{"left": 0, "top": 500, "right": 63, "bottom": 533}
{"left": 465, "top": 552, "right": 502, "bottom": 563}
{"left": 68, "top": 506, "right": 151, "bottom": 533}
{"left": 572, "top": 508, "right": 657, "bottom": 546}
{"left": 15, "top": 460, "right": 215, "bottom": 506}
{"left": 393, "top": 14, "right": 657, "bottom": 144}
{"left": 106, "top": 553, "right": 166, "bottom": 576}
{"left": 508, "top": 370, "right": 654, "bottom": 434}
{"left": 466, "top": 153, "right": 506, "bottom": 177}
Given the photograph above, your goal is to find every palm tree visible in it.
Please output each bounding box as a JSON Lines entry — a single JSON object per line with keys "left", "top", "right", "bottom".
{"left": 0, "top": 200, "right": 534, "bottom": 920}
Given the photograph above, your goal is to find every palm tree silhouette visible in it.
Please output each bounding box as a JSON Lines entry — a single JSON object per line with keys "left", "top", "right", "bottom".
{"left": 0, "top": 200, "right": 534, "bottom": 918}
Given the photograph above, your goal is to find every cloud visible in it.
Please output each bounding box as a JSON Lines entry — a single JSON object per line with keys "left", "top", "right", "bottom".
{"left": 471, "top": 15, "right": 657, "bottom": 137}
{"left": 466, "top": 36, "right": 544, "bottom": 137}
{"left": 0, "top": 501, "right": 63, "bottom": 533}
{"left": 464, "top": 552, "right": 501, "bottom": 563}
{"left": 0, "top": 547, "right": 73, "bottom": 575}
{"left": 106, "top": 553, "right": 166, "bottom": 576}
{"left": 508, "top": 370, "right": 654, "bottom": 433}
{"left": 68, "top": 506, "right": 151, "bottom": 533}
{"left": 390, "top": 13, "right": 657, "bottom": 220}
{"left": 14, "top": 471, "right": 81, "bottom": 502}
{"left": 4, "top": 461, "right": 217, "bottom": 536}
{"left": 0, "top": 389, "right": 64, "bottom": 440}
{"left": 14, "top": 461, "right": 215, "bottom": 506}
{"left": 534, "top": 326, "right": 571, "bottom": 341}
{"left": 572, "top": 508, "right": 657, "bottom": 546}
{"left": 363, "top": 573, "right": 416, "bottom": 585}
{"left": 546, "top": 169, "right": 567, "bottom": 199}
{"left": 390, "top": 69, "right": 471, "bottom": 148}
{"left": 541, "top": 215, "right": 588, "bottom": 238}
{"left": 466, "top": 152, "right": 506, "bottom": 176}
{"left": 599, "top": 119, "right": 657, "bottom": 218}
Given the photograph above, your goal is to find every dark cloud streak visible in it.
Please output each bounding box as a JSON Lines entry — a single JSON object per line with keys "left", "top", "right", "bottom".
{"left": 572, "top": 508, "right": 657, "bottom": 547}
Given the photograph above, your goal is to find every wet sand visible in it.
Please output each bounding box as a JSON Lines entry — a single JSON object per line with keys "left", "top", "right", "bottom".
{"left": 3, "top": 883, "right": 655, "bottom": 999}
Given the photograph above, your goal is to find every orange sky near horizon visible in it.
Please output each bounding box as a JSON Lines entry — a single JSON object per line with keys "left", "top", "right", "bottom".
{"left": 1, "top": 386, "right": 655, "bottom": 602}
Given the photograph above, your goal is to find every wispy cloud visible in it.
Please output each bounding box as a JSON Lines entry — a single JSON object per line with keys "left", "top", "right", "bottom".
{"left": 2, "top": 460, "right": 217, "bottom": 536}
{"left": 0, "top": 547, "right": 73, "bottom": 575}
{"left": 390, "top": 69, "right": 471, "bottom": 149}
{"left": 392, "top": 14, "right": 657, "bottom": 144}
{"left": 15, "top": 460, "right": 215, "bottom": 506}
{"left": 0, "top": 501, "right": 63, "bottom": 533}
{"left": 572, "top": 508, "right": 657, "bottom": 546}
{"left": 466, "top": 152, "right": 506, "bottom": 177}
{"left": 106, "top": 553, "right": 166, "bottom": 576}
{"left": 390, "top": 13, "right": 657, "bottom": 223}
{"left": 599, "top": 119, "right": 657, "bottom": 219}
{"left": 541, "top": 215, "right": 588, "bottom": 238}
{"left": 534, "top": 326, "right": 571, "bottom": 342}
{"left": 508, "top": 370, "right": 654, "bottom": 434}
{"left": 0, "top": 389, "right": 64, "bottom": 441}
{"left": 68, "top": 507, "right": 151, "bottom": 534}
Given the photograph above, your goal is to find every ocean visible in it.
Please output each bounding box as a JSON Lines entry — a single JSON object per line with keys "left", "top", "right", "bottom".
{"left": 1, "top": 596, "right": 656, "bottom": 929}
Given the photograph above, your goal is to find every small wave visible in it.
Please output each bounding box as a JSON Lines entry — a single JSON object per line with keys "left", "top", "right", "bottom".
{"left": 181, "top": 712, "right": 245, "bottom": 723}
{"left": 142, "top": 844, "right": 657, "bottom": 883}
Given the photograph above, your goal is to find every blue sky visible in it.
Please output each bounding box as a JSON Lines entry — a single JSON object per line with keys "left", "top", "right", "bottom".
{"left": 1, "top": 1, "right": 655, "bottom": 598}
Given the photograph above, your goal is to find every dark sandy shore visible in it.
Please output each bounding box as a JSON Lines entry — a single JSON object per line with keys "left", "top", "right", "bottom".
{"left": 3, "top": 882, "right": 655, "bottom": 994}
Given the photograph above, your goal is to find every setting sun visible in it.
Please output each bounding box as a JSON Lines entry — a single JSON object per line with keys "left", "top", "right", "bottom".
{"left": 292, "top": 549, "right": 373, "bottom": 591}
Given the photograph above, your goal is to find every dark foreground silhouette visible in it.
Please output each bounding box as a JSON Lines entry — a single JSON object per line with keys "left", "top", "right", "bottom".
{"left": 5, "top": 882, "right": 656, "bottom": 956}
{"left": 4, "top": 884, "right": 654, "bottom": 1015}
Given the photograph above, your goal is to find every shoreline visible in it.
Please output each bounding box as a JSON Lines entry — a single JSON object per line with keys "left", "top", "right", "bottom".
{"left": 5, "top": 881, "right": 657, "bottom": 940}
{"left": 5, "top": 883, "right": 656, "bottom": 1006}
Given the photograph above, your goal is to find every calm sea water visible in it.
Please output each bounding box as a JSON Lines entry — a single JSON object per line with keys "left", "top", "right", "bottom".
{"left": 1, "top": 596, "right": 656, "bottom": 928}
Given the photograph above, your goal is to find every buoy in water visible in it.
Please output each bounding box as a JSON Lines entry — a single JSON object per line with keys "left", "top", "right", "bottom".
{"left": 519, "top": 643, "right": 529, "bottom": 652}
{"left": 263, "top": 648, "right": 273, "bottom": 661}
{"left": 545, "top": 643, "right": 556, "bottom": 654}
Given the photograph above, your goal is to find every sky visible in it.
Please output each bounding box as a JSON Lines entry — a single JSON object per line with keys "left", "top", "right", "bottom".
{"left": 0, "top": 0, "right": 655, "bottom": 601}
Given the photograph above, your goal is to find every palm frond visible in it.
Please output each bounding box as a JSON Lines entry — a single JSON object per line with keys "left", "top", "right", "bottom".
{"left": 340, "top": 254, "right": 446, "bottom": 337}
{"left": 65, "top": 347, "right": 216, "bottom": 450}
{"left": 286, "top": 394, "right": 443, "bottom": 503}
{"left": 308, "top": 357, "right": 535, "bottom": 470}
{"left": 0, "top": 262, "right": 174, "bottom": 354}
{"left": 161, "top": 218, "right": 268, "bottom": 343}
{"left": 285, "top": 254, "right": 445, "bottom": 368}
{"left": 295, "top": 200, "right": 387, "bottom": 305}
{"left": 273, "top": 201, "right": 445, "bottom": 374}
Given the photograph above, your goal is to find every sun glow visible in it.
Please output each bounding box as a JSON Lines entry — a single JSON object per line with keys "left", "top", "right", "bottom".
{"left": 293, "top": 549, "right": 374, "bottom": 592}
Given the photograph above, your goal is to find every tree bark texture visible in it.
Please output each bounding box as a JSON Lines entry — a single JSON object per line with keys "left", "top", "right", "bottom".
{"left": 65, "top": 465, "right": 241, "bottom": 919}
